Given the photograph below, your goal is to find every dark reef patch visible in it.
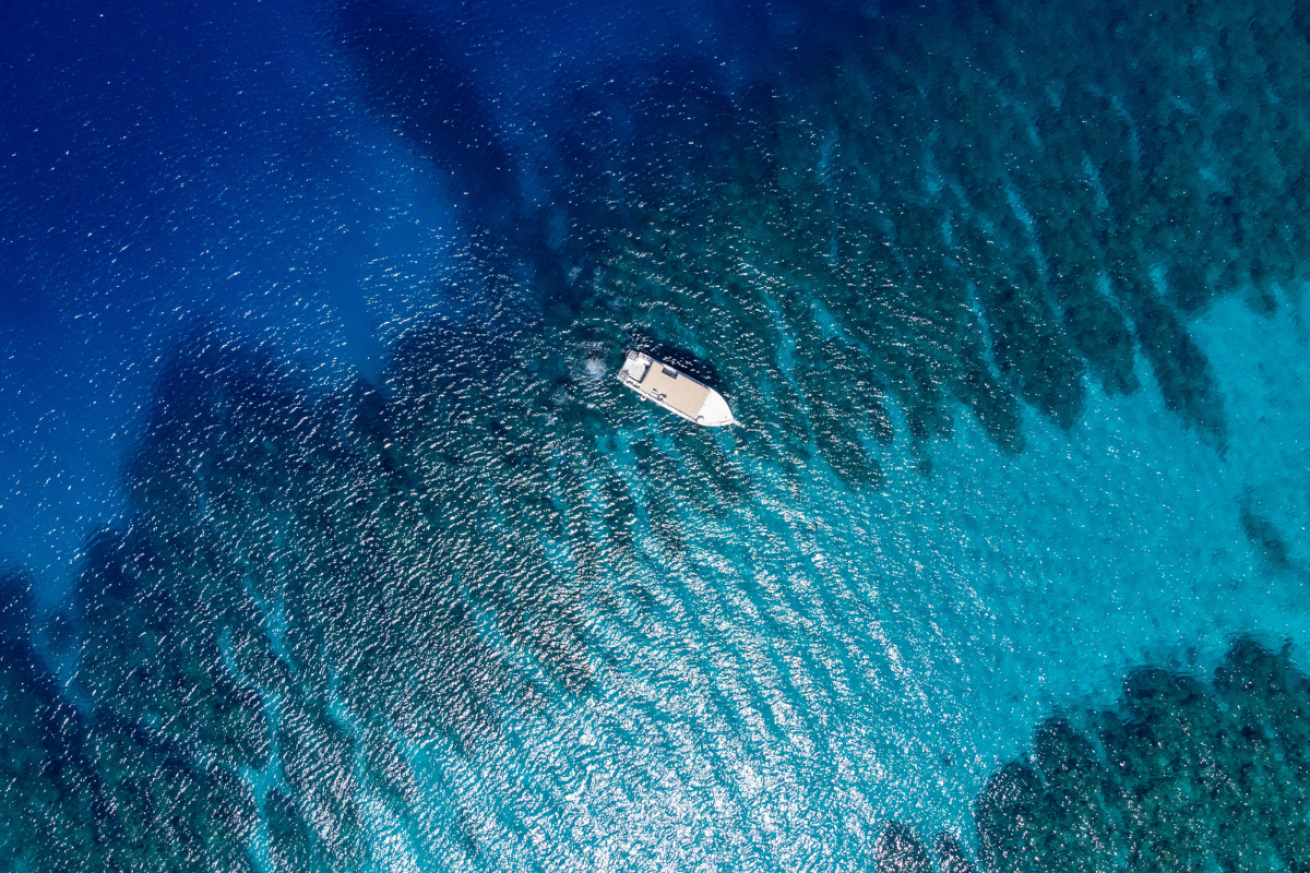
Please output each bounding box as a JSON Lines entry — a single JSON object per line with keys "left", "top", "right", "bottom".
{"left": 528, "top": 0, "right": 1310, "bottom": 470}
{"left": 25, "top": 319, "right": 600, "bottom": 868}
{"left": 0, "top": 569, "right": 259, "bottom": 872}
{"left": 884, "top": 638, "right": 1310, "bottom": 873}
{"left": 1240, "top": 495, "right": 1300, "bottom": 574}
{"left": 875, "top": 821, "right": 934, "bottom": 873}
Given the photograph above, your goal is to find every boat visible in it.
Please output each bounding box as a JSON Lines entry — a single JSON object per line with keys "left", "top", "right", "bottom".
{"left": 616, "top": 350, "right": 738, "bottom": 427}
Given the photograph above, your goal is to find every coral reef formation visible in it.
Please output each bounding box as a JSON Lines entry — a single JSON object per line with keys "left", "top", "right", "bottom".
{"left": 879, "top": 639, "right": 1310, "bottom": 873}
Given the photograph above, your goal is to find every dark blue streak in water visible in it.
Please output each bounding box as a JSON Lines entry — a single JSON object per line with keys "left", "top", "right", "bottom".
{"left": 332, "top": 0, "right": 521, "bottom": 227}
{"left": 2, "top": 0, "right": 1310, "bottom": 870}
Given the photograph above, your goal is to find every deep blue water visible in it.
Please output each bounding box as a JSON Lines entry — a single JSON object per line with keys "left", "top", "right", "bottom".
{"left": 3, "top": 0, "right": 1310, "bottom": 870}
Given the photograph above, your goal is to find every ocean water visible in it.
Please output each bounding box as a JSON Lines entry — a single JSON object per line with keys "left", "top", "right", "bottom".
{"left": 3, "top": 0, "right": 1310, "bottom": 870}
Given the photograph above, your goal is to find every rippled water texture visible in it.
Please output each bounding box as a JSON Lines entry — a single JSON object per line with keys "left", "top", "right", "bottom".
{"left": 3, "top": 0, "right": 1310, "bottom": 870}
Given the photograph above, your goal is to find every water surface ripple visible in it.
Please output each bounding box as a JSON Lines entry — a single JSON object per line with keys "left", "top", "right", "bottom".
{"left": 2, "top": 0, "right": 1310, "bottom": 870}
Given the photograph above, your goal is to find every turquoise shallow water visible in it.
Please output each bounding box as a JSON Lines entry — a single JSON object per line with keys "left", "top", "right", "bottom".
{"left": 4, "top": 0, "right": 1310, "bottom": 869}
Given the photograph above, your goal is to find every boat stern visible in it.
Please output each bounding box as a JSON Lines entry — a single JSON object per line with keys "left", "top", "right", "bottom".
{"left": 617, "top": 351, "right": 652, "bottom": 388}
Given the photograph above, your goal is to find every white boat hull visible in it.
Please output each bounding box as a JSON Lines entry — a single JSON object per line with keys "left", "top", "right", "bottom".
{"left": 616, "top": 351, "right": 738, "bottom": 427}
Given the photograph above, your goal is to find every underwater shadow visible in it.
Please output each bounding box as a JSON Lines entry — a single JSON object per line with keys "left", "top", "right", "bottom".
{"left": 332, "top": 0, "right": 521, "bottom": 229}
